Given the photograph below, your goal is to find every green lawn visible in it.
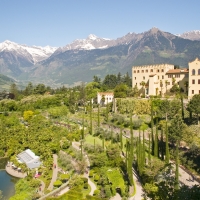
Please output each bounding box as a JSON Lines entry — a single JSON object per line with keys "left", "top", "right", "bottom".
{"left": 85, "top": 135, "right": 103, "bottom": 146}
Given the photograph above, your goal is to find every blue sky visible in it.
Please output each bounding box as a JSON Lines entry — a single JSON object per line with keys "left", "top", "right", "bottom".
{"left": 1, "top": 0, "right": 200, "bottom": 47}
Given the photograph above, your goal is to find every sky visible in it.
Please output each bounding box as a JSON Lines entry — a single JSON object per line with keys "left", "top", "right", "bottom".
{"left": 1, "top": 0, "right": 200, "bottom": 47}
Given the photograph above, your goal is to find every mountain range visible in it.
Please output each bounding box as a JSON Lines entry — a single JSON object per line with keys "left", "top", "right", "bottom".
{"left": 1, "top": 28, "right": 200, "bottom": 87}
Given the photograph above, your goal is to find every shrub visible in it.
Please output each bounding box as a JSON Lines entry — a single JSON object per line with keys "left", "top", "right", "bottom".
{"left": 53, "top": 180, "right": 62, "bottom": 187}
{"left": 81, "top": 177, "right": 88, "bottom": 183}
{"left": 60, "top": 174, "right": 70, "bottom": 182}
{"left": 89, "top": 170, "right": 94, "bottom": 178}
{"left": 94, "top": 174, "right": 100, "bottom": 182}
{"left": 104, "top": 185, "right": 112, "bottom": 198}
{"left": 84, "top": 183, "right": 89, "bottom": 189}
{"left": 93, "top": 189, "right": 100, "bottom": 196}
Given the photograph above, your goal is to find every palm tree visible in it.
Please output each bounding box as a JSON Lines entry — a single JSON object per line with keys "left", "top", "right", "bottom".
{"left": 140, "top": 81, "right": 146, "bottom": 97}
{"left": 172, "top": 77, "right": 176, "bottom": 85}
{"left": 184, "top": 81, "right": 189, "bottom": 95}
{"left": 160, "top": 80, "right": 163, "bottom": 96}
{"left": 165, "top": 80, "right": 168, "bottom": 95}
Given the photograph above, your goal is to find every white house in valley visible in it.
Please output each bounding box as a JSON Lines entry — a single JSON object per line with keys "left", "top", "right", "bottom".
{"left": 97, "top": 92, "right": 114, "bottom": 106}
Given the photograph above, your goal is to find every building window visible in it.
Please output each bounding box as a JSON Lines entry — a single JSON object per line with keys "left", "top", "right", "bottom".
{"left": 136, "top": 83, "right": 137, "bottom": 85}
{"left": 161, "top": 69, "right": 164, "bottom": 72}
{"left": 142, "top": 70, "right": 144, "bottom": 73}
{"left": 175, "top": 74, "right": 180, "bottom": 78}
{"left": 137, "top": 70, "right": 140, "bottom": 73}
{"left": 192, "top": 69, "right": 195, "bottom": 75}
{"left": 151, "top": 69, "right": 153, "bottom": 72}
{"left": 135, "top": 77, "right": 136, "bottom": 80}
{"left": 146, "top": 69, "right": 148, "bottom": 73}
{"left": 185, "top": 74, "right": 188, "bottom": 77}
{"left": 157, "top": 69, "right": 160, "bottom": 72}
{"left": 134, "top": 70, "right": 136, "bottom": 73}
{"left": 168, "top": 82, "right": 170, "bottom": 85}
{"left": 198, "top": 79, "right": 200, "bottom": 84}
{"left": 192, "top": 79, "right": 195, "bottom": 84}
{"left": 168, "top": 74, "right": 172, "bottom": 78}
{"left": 162, "top": 75, "right": 164, "bottom": 79}
{"left": 158, "top": 76, "right": 159, "bottom": 79}
{"left": 192, "top": 90, "right": 194, "bottom": 94}
{"left": 143, "top": 76, "right": 145, "bottom": 80}
{"left": 198, "top": 69, "right": 200, "bottom": 75}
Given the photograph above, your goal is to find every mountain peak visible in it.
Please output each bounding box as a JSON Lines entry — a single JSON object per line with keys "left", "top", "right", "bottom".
{"left": 177, "top": 30, "right": 200, "bottom": 41}
{"left": 148, "top": 27, "right": 160, "bottom": 34}
{"left": 87, "top": 34, "right": 98, "bottom": 40}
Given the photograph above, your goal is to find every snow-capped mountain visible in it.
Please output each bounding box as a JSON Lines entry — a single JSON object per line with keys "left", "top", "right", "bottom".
{"left": 0, "top": 40, "right": 57, "bottom": 63}
{"left": 177, "top": 30, "right": 200, "bottom": 41}
{"left": 55, "top": 34, "right": 111, "bottom": 54}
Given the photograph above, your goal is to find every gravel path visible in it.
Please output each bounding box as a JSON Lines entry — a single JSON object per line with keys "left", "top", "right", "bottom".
{"left": 38, "top": 179, "right": 45, "bottom": 196}
{"left": 129, "top": 168, "right": 144, "bottom": 200}
{"left": 47, "top": 154, "right": 58, "bottom": 191}
{"left": 110, "top": 193, "right": 122, "bottom": 200}
{"left": 72, "top": 142, "right": 97, "bottom": 195}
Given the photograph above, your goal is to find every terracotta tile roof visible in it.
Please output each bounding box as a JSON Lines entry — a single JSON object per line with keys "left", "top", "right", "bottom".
{"left": 166, "top": 68, "right": 189, "bottom": 74}
{"left": 98, "top": 92, "right": 114, "bottom": 95}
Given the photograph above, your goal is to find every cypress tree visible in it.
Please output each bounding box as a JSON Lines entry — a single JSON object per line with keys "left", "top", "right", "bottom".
{"left": 94, "top": 138, "right": 96, "bottom": 152}
{"left": 160, "top": 128, "right": 164, "bottom": 160}
{"left": 90, "top": 100, "right": 93, "bottom": 135}
{"left": 125, "top": 139, "right": 129, "bottom": 169}
{"left": 165, "top": 121, "right": 170, "bottom": 164}
{"left": 111, "top": 127, "right": 113, "bottom": 144}
{"left": 80, "top": 140, "right": 83, "bottom": 160}
{"left": 151, "top": 101, "right": 154, "bottom": 155}
{"left": 120, "top": 125, "right": 123, "bottom": 151}
{"left": 130, "top": 113, "right": 134, "bottom": 162}
{"left": 98, "top": 104, "right": 100, "bottom": 127}
{"left": 106, "top": 103, "right": 109, "bottom": 122}
{"left": 138, "top": 129, "right": 142, "bottom": 175}
{"left": 129, "top": 113, "right": 134, "bottom": 185}
{"left": 81, "top": 111, "right": 84, "bottom": 160}
{"left": 142, "top": 129, "right": 145, "bottom": 169}
{"left": 154, "top": 117, "right": 159, "bottom": 158}
{"left": 181, "top": 95, "right": 184, "bottom": 120}
{"left": 174, "top": 141, "right": 179, "bottom": 190}
{"left": 128, "top": 145, "right": 133, "bottom": 185}
{"left": 102, "top": 130, "right": 105, "bottom": 151}
{"left": 148, "top": 131, "right": 151, "bottom": 166}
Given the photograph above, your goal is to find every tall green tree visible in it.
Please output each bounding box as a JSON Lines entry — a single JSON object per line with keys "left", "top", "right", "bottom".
{"left": 10, "top": 83, "right": 18, "bottom": 99}
{"left": 187, "top": 94, "right": 200, "bottom": 124}
{"left": 89, "top": 100, "right": 93, "bottom": 135}
{"left": 154, "top": 117, "right": 159, "bottom": 158}
{"left": 169, "top": 114, "right": 186, "bottom": 190}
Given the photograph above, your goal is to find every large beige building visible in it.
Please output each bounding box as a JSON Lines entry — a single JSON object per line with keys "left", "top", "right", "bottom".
{"left": 132, "top": 58, "right": 200, "bottom": 98}
{"left": 188, "top": 58, "right": 200, "bottom": 98}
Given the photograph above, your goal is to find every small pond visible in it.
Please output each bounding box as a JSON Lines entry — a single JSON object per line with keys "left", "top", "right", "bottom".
{"left": 0, "top": 158, "right": 19, "bottom": 199}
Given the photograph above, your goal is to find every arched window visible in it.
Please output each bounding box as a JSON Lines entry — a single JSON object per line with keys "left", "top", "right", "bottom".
{"left": 198, "top": 69, "right": 200, "bottom": 75}
{"left": 192, "top": 69, "right": 195, "bottom": 75}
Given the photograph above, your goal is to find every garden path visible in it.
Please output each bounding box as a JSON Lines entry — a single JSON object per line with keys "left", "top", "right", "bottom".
{"left": 47, "top": 154, "right": 58, "bottom": 191}
{"left": 57, "top": 186, "right": 69, "bottom": 196}
{"left": 38, "top": 179, "right": 45, "bottom": 196}
{"left": 170, "top": 162, "right": 199, "bottom": 187}
{"left": 110, "top": 193, "right": 122, "bottom": 200}
{"left": 72, "top": 142, "right": 97, "bottom": 195}
{"left": 130, "top": 168, "right": 144, "bottom": 200}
